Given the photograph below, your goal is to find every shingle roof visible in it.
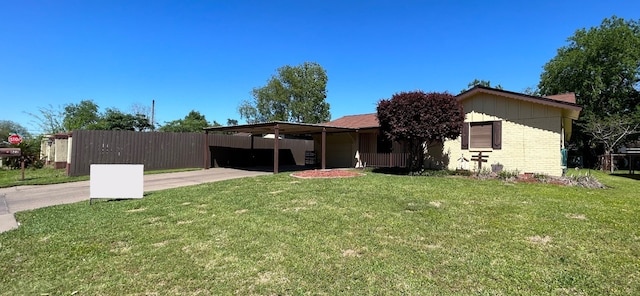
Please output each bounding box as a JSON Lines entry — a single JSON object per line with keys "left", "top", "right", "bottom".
{"left": 324, "top": 113, "right": 379, "bottom": 129}
{"left": 545, "top": 93, "right": 576, "bottom": 104}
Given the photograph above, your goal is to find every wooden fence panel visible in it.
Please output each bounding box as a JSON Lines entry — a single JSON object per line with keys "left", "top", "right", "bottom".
{"left": 70, "top": 131, "right": 313, "bottom": 176}
{"left": 69, "top": 130, "right": 206, "bottom": 176}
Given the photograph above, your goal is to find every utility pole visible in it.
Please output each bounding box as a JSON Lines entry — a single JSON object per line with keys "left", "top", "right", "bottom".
{"left": 151, "top": 99, "right": 155, "bottom": 131}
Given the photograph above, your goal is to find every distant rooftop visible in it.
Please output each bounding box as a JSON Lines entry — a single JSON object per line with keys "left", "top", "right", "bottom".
{"left": 324, "top": 113, "right": 379, "bottom": 129}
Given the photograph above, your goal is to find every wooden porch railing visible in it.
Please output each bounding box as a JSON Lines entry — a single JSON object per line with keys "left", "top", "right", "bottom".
{"left": 360, "top": 152, "right": 409, "bottom": 168}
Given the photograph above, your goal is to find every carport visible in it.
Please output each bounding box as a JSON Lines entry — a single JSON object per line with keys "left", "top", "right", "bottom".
{"left": 203, "top": 122, "right": 356, "bottom": 173}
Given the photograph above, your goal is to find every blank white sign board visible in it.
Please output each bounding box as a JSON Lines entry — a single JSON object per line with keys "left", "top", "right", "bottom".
{"left": 90, "top": 164, "right": 144, "bottom": 199}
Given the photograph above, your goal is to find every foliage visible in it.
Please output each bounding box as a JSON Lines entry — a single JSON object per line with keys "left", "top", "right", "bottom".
{"left": 539, "top": 16, "right": 640, "bottom": 118}
{"left": 62, "top": 100, "right": 100, "bottom": 131}
{"left": 130, "top": 102, "right": 155, "bottom": 130}
{"left": 377, "top": 91, "right": 464, "bottom": 171}
{"left": 0, "top": 120, "right": 31, "bottom": 142}
{"left": 538, "top": 16, "right": 640, "bottom": 168}
{"left": 0, "top": 121, "right": 40, "bottom": 169}
{"left": 522, "top": 86, "right": 541, "bottom": 96}
{"left": 91, "top": 108, "right": 153, "bottom": 131}
{"left": 497, "top": 169, "right": 520, "bottom": 181}
{"left": 1, "top": 136, "right": 42, "bottom": 169}
{"left": 29, "top": 101, "right": 157, "bottom": 133}
{"left": 24, "top": 104, "right": 65, "bottom": 134}
{"left": 579, "top": 112, "right": 640, "bottom": 172}
{"left": 226, "top": 118, "right": 239, "bottom": 126}
{"left": 1, "top": 171, "right": 639, "bottom": 294}
{"left": 460, "top": 79, "right": 503, "bottom": 93}
{"left": 159, "top": 110, "right": 217, "bottom": 133}
{"left": 239, "top": 62, "right": 330, "bottom": 123}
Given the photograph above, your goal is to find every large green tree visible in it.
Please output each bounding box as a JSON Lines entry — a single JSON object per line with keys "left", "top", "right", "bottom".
{"left": 159, "top": 110, "right": 218, "bottom": 133}
{"left": 238, "top": 62, "right": 330, "bottom": 124}
{"left": 63, "top": 100, "right": 100, "bottom": 131}
{"left": 538, "top": 16, "right": 640, "bottom": 168}
{"left": 93, "top": 109, "right": 153, "bottom": 131}
{"left": 539, "top": 16, "right": 640, "bottom": 118}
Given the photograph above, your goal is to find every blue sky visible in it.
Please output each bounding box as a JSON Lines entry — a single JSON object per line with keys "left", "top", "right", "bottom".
{"left": 1, "top": 1, "right": 639, "bottom": 134}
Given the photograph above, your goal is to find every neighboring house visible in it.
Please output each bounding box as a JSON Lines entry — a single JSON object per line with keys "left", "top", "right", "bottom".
{"left": 40, "top": 133, "right": 72, "bottom": 170}
{"left": 323, "top": 86, "right": 581, "bottom": 176}
{"left": 439, "top": 86, "right": 581, "bottom": 176}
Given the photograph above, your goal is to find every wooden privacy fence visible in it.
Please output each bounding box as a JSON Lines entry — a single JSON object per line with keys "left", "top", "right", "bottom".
{"left": 69, "top": 130, "right": 313, "bottom": 176}
{"left": 360, "top": 152, "right": 409, "bottom": 168}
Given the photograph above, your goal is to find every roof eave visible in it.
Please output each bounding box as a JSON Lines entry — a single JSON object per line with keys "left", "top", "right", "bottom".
{"left": 457, "top": 86, "right": 582, "bottom": 115}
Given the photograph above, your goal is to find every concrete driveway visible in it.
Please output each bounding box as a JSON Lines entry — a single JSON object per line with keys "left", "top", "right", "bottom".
{"left": 0, "top": 168, "right": 269, "bottom": 233}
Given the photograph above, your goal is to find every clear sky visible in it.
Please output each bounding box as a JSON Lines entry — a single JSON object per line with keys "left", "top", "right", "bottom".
{"left": 1, "top": 0, "right": 639, "bottom": 135}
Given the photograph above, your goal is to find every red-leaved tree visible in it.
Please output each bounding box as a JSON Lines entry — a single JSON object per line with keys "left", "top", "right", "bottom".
{"left": 377, "top": 91, "right": 464, "bottom": 172}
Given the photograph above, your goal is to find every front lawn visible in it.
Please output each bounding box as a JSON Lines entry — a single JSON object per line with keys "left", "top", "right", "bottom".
{"left": 0, "top": 170, "right": 638, "bottom": 295}
{"left": 0, "top": 167, "right": 201, "bottom": 188}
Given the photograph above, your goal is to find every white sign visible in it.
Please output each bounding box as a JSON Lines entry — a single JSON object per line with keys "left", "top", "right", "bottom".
{"left": 90, "top": 164, "right": 144, "bottom": 199}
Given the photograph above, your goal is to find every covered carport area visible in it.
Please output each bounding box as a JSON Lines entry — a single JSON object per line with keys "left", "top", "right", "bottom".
{"left": 203, "top": 122, "right": 356, "bottom": 174}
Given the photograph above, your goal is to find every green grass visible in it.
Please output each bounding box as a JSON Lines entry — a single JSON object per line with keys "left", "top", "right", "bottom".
{"left": 0, "top": 167, "right": 201, "bottom": 188}
{"left": 1, "top": 170, "right": 639, "bottom": 295}
{"left": 0, "top": 167, "right": 87, "bottom": 188}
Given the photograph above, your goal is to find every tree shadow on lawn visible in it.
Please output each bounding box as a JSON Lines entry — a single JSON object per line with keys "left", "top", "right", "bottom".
{"left": 610, "top": 173, "right": 640, "bottom": 181}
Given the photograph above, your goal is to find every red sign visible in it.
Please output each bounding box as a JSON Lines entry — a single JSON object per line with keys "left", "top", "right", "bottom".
{"left": 8, "top": 134, "right": 22, "bottom": 145}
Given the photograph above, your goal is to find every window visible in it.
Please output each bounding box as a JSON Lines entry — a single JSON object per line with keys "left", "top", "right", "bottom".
{"left": 461, "top": 121, "right": 501, "bottom": 150}
{"left": 377, "top": 134, "right": 393, "bottom": 153}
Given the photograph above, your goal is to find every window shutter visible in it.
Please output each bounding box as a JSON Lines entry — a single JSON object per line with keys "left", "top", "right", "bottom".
{"left": 461, "top": 123, "right": 469, "bottom": 149}
{"left": 492, "top": 121, "right": 502, "bottom": 149}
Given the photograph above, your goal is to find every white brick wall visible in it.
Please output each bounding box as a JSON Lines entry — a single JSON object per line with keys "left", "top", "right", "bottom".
{"left": 441, "top": 94, "right": 566, "bottom": 176}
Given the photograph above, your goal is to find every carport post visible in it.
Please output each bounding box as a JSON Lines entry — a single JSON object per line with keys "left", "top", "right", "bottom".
{"left": 274, "top": 124, "right": 279, "bottom": 174}
{"left": 204, "top": 130, "right": 210, "bottom": 169}
{"left": 321, "top": 127, "right": 326, "bottom": 169}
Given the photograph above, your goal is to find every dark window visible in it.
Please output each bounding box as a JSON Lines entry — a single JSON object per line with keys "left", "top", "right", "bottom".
{"left": 462, "top": 121, "right": 502, "bottom": 150}
{"left": 377, "top": 134, "right": 393, "bottom": 153}
{"left": 470, "top": 122, "right": 493, "bottom": 148}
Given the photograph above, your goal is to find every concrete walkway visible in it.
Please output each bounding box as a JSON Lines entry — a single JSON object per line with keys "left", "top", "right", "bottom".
{"left": 0, "top": 168, "right": 269, "bottom": 233}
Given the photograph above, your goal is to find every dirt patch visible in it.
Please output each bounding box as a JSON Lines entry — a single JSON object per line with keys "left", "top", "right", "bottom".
{"left": 527, "top": 235, "right": 552, "bottom": 245}
{"left": 429, "top": 201, "right": 442, "bottom": 208}
{"left": 341, "top": 249, "right": 363, "bottom": 258}
{"left": 566, "top": 213, "right": 587, "bottom": 220}
{"left": 152, "top": 241, "right": 169, "bottom": 247}
{"left": 291, "top": 169, "right": 365, "bottom": 179}
{"left": 235, "top": 209, "right": 248, "bottom": 215}
{"left": 126, "top": 208, "right": 146, "bottom": 213}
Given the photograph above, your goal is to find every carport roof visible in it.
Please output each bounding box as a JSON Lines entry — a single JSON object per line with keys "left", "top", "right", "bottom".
{"left": 203, "top": 121, "right": 357, "bottom": 135}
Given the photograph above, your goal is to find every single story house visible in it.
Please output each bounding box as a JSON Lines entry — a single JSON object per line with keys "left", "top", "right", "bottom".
{"left": 320, "top": 86, "right": 581, "bottom": 176}
{"left": 439, "top": 86, "right": 581, "bottom": 176}
{"left": 204, "top": 86, "right": 581, "bottom": 176}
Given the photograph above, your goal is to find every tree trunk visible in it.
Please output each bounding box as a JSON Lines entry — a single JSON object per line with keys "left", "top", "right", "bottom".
{"left": 610, "top": 152, "right": 614, "bottom": 173}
